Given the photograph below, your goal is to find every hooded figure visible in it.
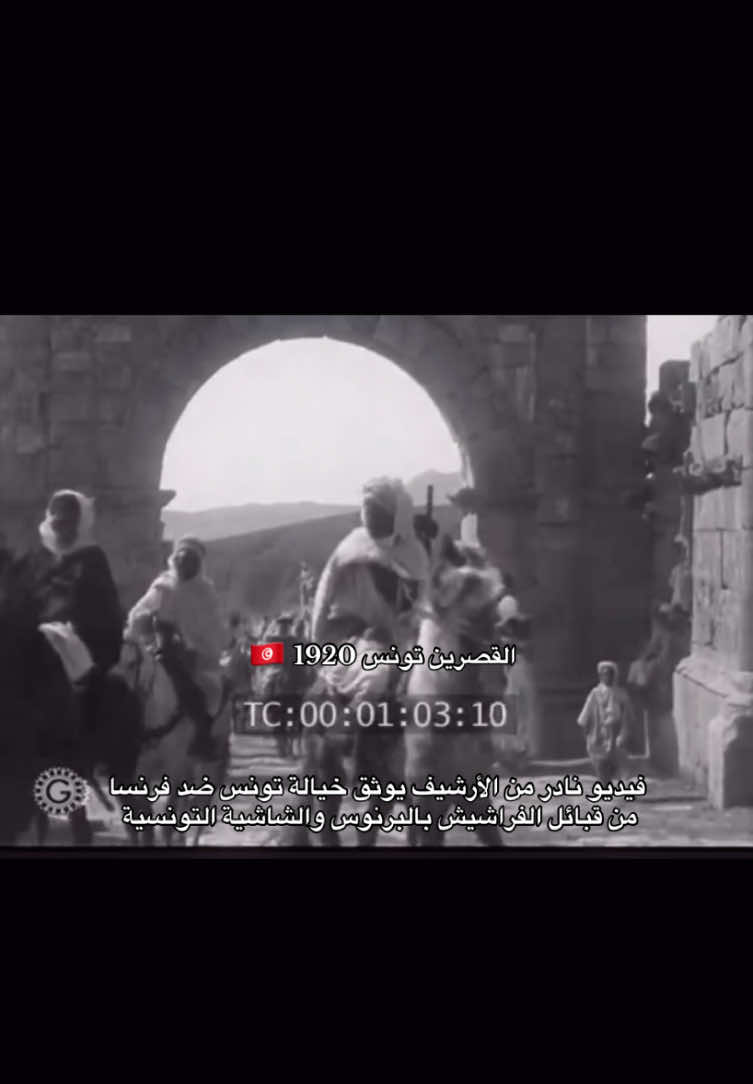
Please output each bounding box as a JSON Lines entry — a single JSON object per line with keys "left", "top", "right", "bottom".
{"left": 125, "top": 536, "right": 226, "bottom": 759}
{"left": 35, "top": 490, "right": 125, "bottom": 739}
{"left": 577, "top": 661, "right": 634, "bottom": 783}
{"left": 311, "top": 477, "right": 431, "bottom": 649}
{"left": 36, "top": 491, "right": 124, "bottom": 679}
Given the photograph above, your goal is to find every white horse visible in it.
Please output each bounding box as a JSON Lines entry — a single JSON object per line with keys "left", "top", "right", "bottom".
{"left": 118, "top": 638, "right": 230, "bottom": 846}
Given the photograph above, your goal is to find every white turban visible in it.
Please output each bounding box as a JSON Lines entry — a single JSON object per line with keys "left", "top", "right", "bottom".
{"left": 39, "top": 490, "right": 95, "bottom": 557}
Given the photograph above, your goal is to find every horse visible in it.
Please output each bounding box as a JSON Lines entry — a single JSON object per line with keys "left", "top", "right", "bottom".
{"left": 118, "top": 626, "right": 233, "bottom": 846}
{"left": 255, "top": 614, "right": 315, "bottom": 760}
{"left": 404, "top": 539, "right": 507, "bottom": 847}
{"left": 220, "top": 633, "right": 254, "bottom": 733}
{"left": 0, "top": 552, "right": 143, "bottom": 847}
{"left": 290, "top": 628, "right": 408, "bottom": 848}
{"left": 286, "top": 556, "right": 448, "bottom": 849}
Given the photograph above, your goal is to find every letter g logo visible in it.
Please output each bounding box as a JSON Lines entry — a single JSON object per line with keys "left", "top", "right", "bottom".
{"left": 33, "top": 768, "right": 90, "bottom": 819}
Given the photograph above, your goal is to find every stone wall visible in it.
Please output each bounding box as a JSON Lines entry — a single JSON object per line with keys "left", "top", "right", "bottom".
{"left": 674, "top": 315, "right": 753, "bottom": 806}
{"left": 0, "top": 314, "right": 649, "bottom": 758}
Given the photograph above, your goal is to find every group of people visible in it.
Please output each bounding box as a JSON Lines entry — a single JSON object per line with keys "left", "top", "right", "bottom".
{"left": 9, "top": 478, "right": 644, "bottom": 796}
{"left": 29, "top": 489, "right": 228, "bottom": 761}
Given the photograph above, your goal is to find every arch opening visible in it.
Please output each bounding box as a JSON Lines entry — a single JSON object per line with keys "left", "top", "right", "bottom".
{"left": 157, "top": 337, "right": 468, "bottom": 621}
{"left": 160, "top": 337, "right": 466, "bottom": 514}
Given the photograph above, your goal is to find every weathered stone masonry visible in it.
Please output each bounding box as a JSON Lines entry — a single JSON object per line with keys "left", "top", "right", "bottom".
{"left": 674, "top": 315, "right": 753, "bottom": 807}
{"left": 0, "top": 314, "right": 649, "bottom": 756}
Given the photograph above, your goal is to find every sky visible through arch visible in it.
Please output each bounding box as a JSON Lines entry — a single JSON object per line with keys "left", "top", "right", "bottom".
{"left": 161, "top": 317, "right": 718, "bottom": 511}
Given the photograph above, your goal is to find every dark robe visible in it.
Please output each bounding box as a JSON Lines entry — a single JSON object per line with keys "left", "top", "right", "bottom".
{"left": 35, "top": 545, "right": 124, "bottom": 673}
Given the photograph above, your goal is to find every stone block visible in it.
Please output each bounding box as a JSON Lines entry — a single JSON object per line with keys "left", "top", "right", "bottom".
{"left": 584, "top": 364, "right": 643, "bottom": 393}
{"left": 5, "top": 316, "right": 49, "bottom": 344}
{"left": 11, "top": 340, "right": 49, "bottom": 368}
{"left": 97, "top": 360, "right": 133, "bottom": 391}
{"left": 0, "top": 449, "right": 47, "bottom": 497}
{"left": 674, "top": 657, "right": 734, "bottom": 787}
{"left": 708, "top": 693, "right": 753, "bottom": 809}
{"left": 536, "top": 495, "right": 581, "bottom": 524}
{"left": 737, "top": 469, "right": 753, "bottom": 529}
{"left": 50, "top": 319, "right": 91, "bottom": 352}
{"left": 513, "top": 366, "right": 534, "bottom": 421}
{"left": 713, "top": 587, "right": 740, "bottom": 662}
{"left": 726, "top": 407, "right": 753, "bottom": 465}
{"left": 94, "top": 323, "right": 133, "bottom": 344}
{"left": 497, "top": 323, "right": 531, "bottom": 344}
{"left": 721, "top": 530, "right": 745, "bottom": 591}
{"left": 49, "top": 389, "right": 93, "bottom": 423}
{"left": 719, "top": 356, "right": 746, "bottom": 411}
{"left": 698, "top": 370, "right": 722, "bottom": 418}
{"left": 693, "top": 532, "right": 722, "bottom": 646}
{"left": 551, "top": 430, "right": 578, "bottom": 455}
{"left": 467, "top": 367, "right": 493, "bottom": 402}
{"left": 587, "top": 317, "right": 611, "bottom": 345}
{"left": 536, "top": 455, "right": 581, "bottom": 492}
{"left": 52, "top": 350, "right": 93, "bottom": 373}
{"left": 14, "top": 423, "right": 46, "bottom": 455}
{"left": 375, "top": 315, "right": 449, "bottom": 365}
{"left": 690, "top": 338, "right": 710, "bottom": 384}
{"left": 97, "top": 393, "right": 128, "bottom": 425}
{"left": 696, "top": 487, "right": 739, "bottom": 531}
{"left": 593, "top": 340, "right": 647, "bottom": 373}
{"left": 487, "top": 344, "right": 531, "bottom": 383}
{"left": 712, "top": 315, "right": 744, "bottom": 368}
{"left": 743, "top": 345, "right": 753, "bottom": 409}
{"left": 607, "top": 316, "right": 646, "bottom": 345}
{"left": 699, "top": 413, "right": 727, "bottom": 461}
{"left": 48, "top": 441, "right": 97, "bottom": 487}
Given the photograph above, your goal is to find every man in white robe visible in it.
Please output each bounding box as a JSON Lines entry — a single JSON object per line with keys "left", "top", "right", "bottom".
{"left": 577, "top": 661, "right": 634, "bottom": 783}
{"left": 125, "top": 536, "right": 225, "bottom": 759}
{"left": 311, "top": 477, "right": 431, "bottom": 702}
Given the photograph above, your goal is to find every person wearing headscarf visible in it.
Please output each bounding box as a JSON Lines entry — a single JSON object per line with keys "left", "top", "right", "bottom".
{"left": 490, "top": 572, "right": 541, "bottom": 763}
{"left": 125, "top": 536, "right": 225, "bottom": 759}
{"left": 311, "top": 477, "right": 431, "bottom": 649}
{"left": 497, "top": 573, "right": 521, "bottom": 628}
{"left": 35, "top": 490, "right": 125, "bottom": 735}
{"left": 577, "top": 661, "right": 634, "bottom": 784}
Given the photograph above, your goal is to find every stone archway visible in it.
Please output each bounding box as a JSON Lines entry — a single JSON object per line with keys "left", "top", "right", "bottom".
{"left": 0, "top": 313, "right": 649, "bottom": 754}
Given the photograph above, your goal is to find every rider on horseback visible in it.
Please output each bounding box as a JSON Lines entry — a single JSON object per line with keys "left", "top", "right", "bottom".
{"left": 35, "top": 490, "right": 125, "bottom": 739}
{"left": 311, "top": 477, "right": 432, "bottom": 699}
{"left": 125, "top": 536, "right": 225, "bottom": 760}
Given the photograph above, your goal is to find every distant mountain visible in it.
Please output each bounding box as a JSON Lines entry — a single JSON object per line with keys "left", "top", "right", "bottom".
{"left": 162, "top": 501, "right": 356, "bottom": 543}
{"left": 203, "top": 505, "right": 463, "bottom": 623}
{"left": 162, "top": 470, "right": 464, "bottom": 543}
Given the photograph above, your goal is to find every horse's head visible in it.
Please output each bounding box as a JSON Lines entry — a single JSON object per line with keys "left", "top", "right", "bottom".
{"left": 426, "top": 536, "right": 504, "bottom": 644}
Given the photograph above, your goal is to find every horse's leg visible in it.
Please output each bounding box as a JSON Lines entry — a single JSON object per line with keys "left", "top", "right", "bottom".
{"left": 35, "top": 808, "right": 50, "bottom": 846}
{"left": 476, "top": 820, "right": 505, "bottom": 848}
{"left": 319, "top": 736, "right": 348, "bottom": 847}
{"left": 289, "top": 731, "right": 321, "bottom": 847}
{"left": 405, "top": 732, "right": 444, "bottom": 848}
{"left": 70, "top": 806, "right": 93, "bottom": 847}
{"left": 353, "top": 730, "right": 386, "bottom": 849}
